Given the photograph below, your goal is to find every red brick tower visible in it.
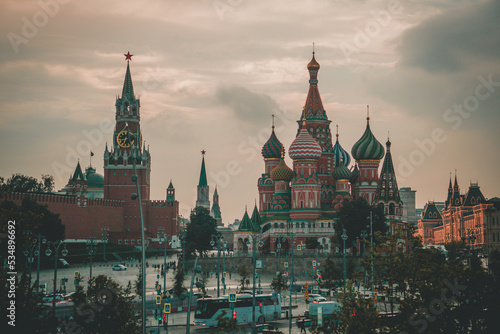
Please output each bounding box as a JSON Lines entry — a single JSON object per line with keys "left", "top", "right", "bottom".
{"left": 103, "top": 52, "right": 151, "bottom": 233}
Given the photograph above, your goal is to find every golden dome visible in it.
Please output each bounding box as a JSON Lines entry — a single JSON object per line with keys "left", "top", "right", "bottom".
{"left": 307, "top": 52, "right": 320, "bottom": 70}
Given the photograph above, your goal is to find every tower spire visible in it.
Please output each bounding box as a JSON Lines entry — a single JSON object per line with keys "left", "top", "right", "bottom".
{"left": 122, "top": 52, "right": 135, "bottom": 99}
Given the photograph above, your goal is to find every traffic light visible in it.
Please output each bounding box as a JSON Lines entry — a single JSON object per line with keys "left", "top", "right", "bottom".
{"left": 285, "top": 272, "right": 289, "bottom": 277}
{"left": 232, "top": 310, "right": 237, "bottom": 320}
{"left": 258, "top": 302, "right": 263, "bottom": 313}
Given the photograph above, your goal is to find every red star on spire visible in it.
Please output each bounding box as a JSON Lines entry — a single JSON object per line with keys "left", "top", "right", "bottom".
{"left": 201, "top": 150, "right": 206, "bottom": 155}
{"left": 124, "top": 51, "right": 133, "bottom": 61}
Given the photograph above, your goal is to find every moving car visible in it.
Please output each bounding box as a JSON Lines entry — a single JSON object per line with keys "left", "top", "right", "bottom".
{"left": 112, "top": 264, "right": 127, "bottom": 271}
{"left": 42, "top": 294, "right": 64, "bottom": 304}
{"left": 307, "top": 294, "right": 327, "bottom": 303}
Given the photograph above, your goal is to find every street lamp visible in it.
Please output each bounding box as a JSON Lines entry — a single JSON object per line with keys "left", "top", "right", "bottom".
{"left": 158, "top": 230, "right": 169, "bottom": 296}
{"left": 179, "top": 229, "right": 187, "bottom": 270}
{"left": 273, "top": 235, "right": 286, "bottom": 275}
{"left": 86, "top": 237, "right": 97, "bottom": 279}
{"left": 341, "top": 229, "right": 348, "bottom": 292}
{"left": 461, "top": 229, "right": 477, "bottom": 268}
{"left": 101, "top": 226, "right": 109, "bottom": 262}
{"left": 45, "top": 240, "right": 68, "bottom": 318}
{"left": 287, "top": 232, "right": 295, "bottom": 334}
{"left": 211, "top": 234, "right": 224, "bottom": 298}
{"left": 367, "top": 211, "right": 374, "bottom": 298}
{"left": 246, "top": 234, "right": 263, "bottom": 334}
{"left": 223, "top": 240, "right": 227, "bottom": 295}
{"left": 360, "top": 230, "right": 368, "bottom": 256}
{"left": 127, "top": 126, "right": 147, "bottom": 334}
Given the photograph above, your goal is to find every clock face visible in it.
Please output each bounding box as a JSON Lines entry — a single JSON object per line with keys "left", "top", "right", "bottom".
{"left": 117, "top": 130, "right": 134, "bottom": 148}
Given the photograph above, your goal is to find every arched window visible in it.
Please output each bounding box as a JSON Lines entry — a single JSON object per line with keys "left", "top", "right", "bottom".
{"left": 301, "top": 223, "right": 305, "bottom": 229}
{"left": 274, "top": 223, "right": 278, "bottom": 228}
{"left": 280, "top": 223, "right": 285, "bottom": 229}
{"left": 389, "top": 203, "right": 395, "bottom": 215}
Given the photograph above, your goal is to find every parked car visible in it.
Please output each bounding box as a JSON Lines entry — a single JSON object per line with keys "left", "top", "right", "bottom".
{"left": 42, "top": 294, "right": 64, "bottom": 304}
{"left": 112, "top": 264, "right": 127, "bottom": 271}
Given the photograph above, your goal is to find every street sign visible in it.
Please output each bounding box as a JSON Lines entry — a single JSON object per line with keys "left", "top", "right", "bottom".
{"left": 156, "top": 295, "right": 161, "bottom": 305}
{"left": 374, "top": 298, "right": 378, "bottom": 303}
{"left": 164, "top": 303, "right": 171, "bottom": 314}
{"left": 317, "top": 270, "right": 320, "bottom": 276}
{"left": 304, "top": 292, "right": 309, "bottom": 300}
{"left": 229, "top": 293, "right": 237, "bottom": 303}
{"left": 223, "top": 271, "right": 227, "bottom": 278}
{"left": 304, "top": 283, "right": 309, "bottom": 289}
{"left": 284, "top": 262, "right": 288, "bottom": 268}
{"left": 312, "top": 260, "right": 316, "bottom": 267}
{"left": 297, "top": 245, "right": 301, "bottom": 250}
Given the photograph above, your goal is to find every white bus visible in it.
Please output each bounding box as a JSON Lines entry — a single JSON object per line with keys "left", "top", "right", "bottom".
{"left": 194, "top": 293, "right": 281, "bottom": 327}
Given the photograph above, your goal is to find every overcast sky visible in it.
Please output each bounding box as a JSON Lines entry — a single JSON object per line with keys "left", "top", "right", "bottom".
{"left": 1, "top": 0, "right": 499, "bottom": 225}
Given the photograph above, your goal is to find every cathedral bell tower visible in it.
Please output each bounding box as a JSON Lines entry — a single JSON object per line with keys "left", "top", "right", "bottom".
{"left": 104, "top": 52, "right": 151, "bottom": 231}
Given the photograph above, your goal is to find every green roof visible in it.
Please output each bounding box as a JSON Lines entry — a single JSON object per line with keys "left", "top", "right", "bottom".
{"left": 71, "top": 162, "right": 85, "bottom": 182}
{"left": 121, "top": 62, "right": 135, "bottom": 99}
{"left": 199, "top": 156, "right": 208, "bottom": 186}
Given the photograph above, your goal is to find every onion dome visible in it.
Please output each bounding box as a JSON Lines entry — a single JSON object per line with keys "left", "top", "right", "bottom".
{"left": 332, "top": 158, "right": 352, "bottom": 180}
{"left": 289, "top": 120, "right": 322, "bottom": 160}
{"left": 351, "top": 114, "right": 384, "bottom": 161}
{"left": 307, "top": 52, "right": 320, "bottom": 71}
{"left": 332, "top": 126, "right": 351, "bottom": 167}
{"left": 270, "top": 156, "right": 294, "bottom": 182}
{"left": 262, "top": 126, "right": 284, "bottom": 159}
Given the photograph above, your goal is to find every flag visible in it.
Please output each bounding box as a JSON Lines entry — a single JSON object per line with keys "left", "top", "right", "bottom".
{"left": 90, "top": 151, "right": 94, "bottom": 157}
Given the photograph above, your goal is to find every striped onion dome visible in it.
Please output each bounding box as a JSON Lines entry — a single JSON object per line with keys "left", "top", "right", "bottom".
{"left": 351, "top": 117, "right": 384, "bottom": 160}
{"left": 332, "top": 131, "right": 351, "bottom": 167}
{"left": 262, "top": 127, "right": 284, "bottom": 159}
{"left": 289, "top": 121, "right": 322, "bottom": 160}
{"left": 332, "top": 158, "right": 352, "bottom": 180}
{"left": 270, "top": 157, "right": 294, "bottom": 182}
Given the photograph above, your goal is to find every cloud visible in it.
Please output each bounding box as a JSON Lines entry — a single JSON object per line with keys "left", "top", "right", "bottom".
{"left": 215, "top": 85, "right": 278, "bottom": 124}
{"left": 400, "top": 0, "right": 500, "bottom": 73}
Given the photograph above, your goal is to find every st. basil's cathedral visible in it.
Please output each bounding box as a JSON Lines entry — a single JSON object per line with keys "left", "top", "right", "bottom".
{"left": 234, "top": 52, "right": 405, "bottom": 254}
{"left": 1, "top": 51, "right": 405, "bottom": 253}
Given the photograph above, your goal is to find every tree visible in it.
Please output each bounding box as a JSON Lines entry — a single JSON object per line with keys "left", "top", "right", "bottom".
{"left": 321, "top": 256, "right": 342, "bottom": 292}
{"left": 134, "top": 270, "right": 143, "bottom": 299}
{"left": 71, "top": 275, "right": 139, "bottom": 333}
{"left": 0, "top": 173, "right": 54, "bottom": 193}
{"left": 172, "top": 267, "right": 186, "bottom": 298}
{"left": 237, "top": 264, "right": 250, "bottom": 291}
{"left": 215, "top": 309, "right": 238, "bottom": 333}
{"left": 185, "top": 207, "right": 218, "bottom": 256}
{"left": 270, "top": 274, "right": 289, "bottom": 294}
{"left": 310, "top": 284, "right": 380, "bottom": 334}
{"left": 305, "top": 237, "right": 321, "bottom": 251}
{"left": 0, "top": 272, "right": 55, "bottom": 333}
{"left": 335, "top": 197, "right": 386, "bottom": 251}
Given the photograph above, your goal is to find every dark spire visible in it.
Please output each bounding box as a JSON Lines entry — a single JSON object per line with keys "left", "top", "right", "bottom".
{"left": 374, "top": 139, "right": 400, "bottom": 203}
{"left": 199, "top": 150, "right": 208, "bottom": 186}
{"left": 71, "top": 161, "right": 85, "bottom": 181}
{"left": 121, "top": 53, "right": 135, "bottom": 99}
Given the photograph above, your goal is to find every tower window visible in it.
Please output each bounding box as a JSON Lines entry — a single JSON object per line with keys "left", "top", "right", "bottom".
{"left": 124, "top": 171, "right": 127, "bottom": 176}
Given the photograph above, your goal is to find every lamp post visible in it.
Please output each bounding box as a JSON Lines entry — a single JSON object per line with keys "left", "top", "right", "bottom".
{"left": 158, "top": 230, "right": 169, "bottom": 295}
{"left": 246, "top": 234, "right": 263, "bottom": 334}
{"left": 35, "top": 234, "right": 46, "bottom": 294}
{"left": 101, "top": 226, "right": 109, "bottom": 262}
{"left": 127, "top": 126, "right": 147, "bottom": 334}
{"left": 211, "top": 234, "right": 224, "bottom": 298}
{"left": 180, "top": 230, "right": 187, "bottom": 270}
{"left": 287, "top": 233, "right": 295, "bottom": 334}
{"left": 223, "top": 240, "right": 227, "bottom": 295}
{"left": 23, "top": 239, "right": 38, "bottom": 295}
{"left": 86, "top": 237, "right": 97, "bottom": 279}
{"left": 45, "top": 240, "right": 68, "bottom": 318}
{"left": 186, "top": 257, "right": 201, "bottom": 334}
{"left": 462, "top": 229, "right": 477, "bottom": 268}
{"left": 341, "top": 229, "right": 348, "bottom": 293}
{"left": 273, "top": 235, "right": 286, "bottom": 275}
{"left": 367, "top": 211, "right": 374, "bottom": 298}
{"left": 360, "top": 230, "right": 368, "bottom": 256}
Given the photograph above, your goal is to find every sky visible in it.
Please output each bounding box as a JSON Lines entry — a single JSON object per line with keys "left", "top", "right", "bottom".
{"left": 1, "top": 0, "right": 499, "bottom": 225}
